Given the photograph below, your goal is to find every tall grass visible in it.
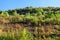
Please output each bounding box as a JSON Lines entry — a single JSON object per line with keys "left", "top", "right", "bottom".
{"left": 0, "top": 27, "right": 60, "bottom": 40}
{"left": 0, "top": 28, "right": 33, "bottom": 40}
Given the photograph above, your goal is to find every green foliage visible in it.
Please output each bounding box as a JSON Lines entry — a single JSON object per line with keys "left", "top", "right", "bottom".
{"left": 0, "top": 7, "right": 60, "bottom": 40}
{"left": 0, "top": 28, "right": 33, "bottom": 40}
{"left": 1, "top": 11, "right": 9, "bottom": 17}
{"left": 20, "top": 28, "right": 33, "bottom": 40}
{"left": 0, "top": 7, "right": 60, "bottom": 24}
{"left": 13, "top": 11, "right": 18, "bottom": 16}
{"left": 37, "top": 8, "right": 43, "bottom": 13}
{"left": 25, "top": 13, "right": 31, "bottom": 20}
{"left": 48, "top": 36, "right": 60, "bottom": 40}
{"left": 32, "top": 16, "right": 39, "bottom": 26}
{"left": 5, "top": 12, "right": 9, "bottom": 17}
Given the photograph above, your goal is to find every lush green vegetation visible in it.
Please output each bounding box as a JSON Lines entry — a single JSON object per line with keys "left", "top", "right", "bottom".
{"left": 0, "top": 7, "right": 60, "bottom": 40}
{"left": 0, "top": 7, "right": 60, "bottom": 25}
{"left": 0, "top": 28, "right": 60, "bottom": 40}
{"left": 0, "top": 28, "right": 33, "bottom": 40}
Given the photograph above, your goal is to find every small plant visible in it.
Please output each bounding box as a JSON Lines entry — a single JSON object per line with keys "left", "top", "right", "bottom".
{"left": 20, "top": 28, "right": 33, "bottom": 40}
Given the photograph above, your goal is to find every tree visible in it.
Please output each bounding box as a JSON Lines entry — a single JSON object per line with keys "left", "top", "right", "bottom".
{"left": 31, "top": 15, "right": 39, "bottom": 26}
{"left": 25, "top": 13, "right": 31, "bottom": 20}
{"left": 5, "top": 12, "right": 9, "bottom": 17}
{"left": 37, "top": 8, "right": 43, "bottom": 13}
{"left": 13, "top": 10, "right": 18, "bottom": 16}
{"left": 26, "top": 6, "right": 33, "bottom": 9}
{"left": 55, "top": 11, "right": 60, "bottom": 24}
{"left": 1, "top": 11, "right": 9, "bottom": 17}
{"left": 1, "top": 11, "right": 5, "bottom": 16}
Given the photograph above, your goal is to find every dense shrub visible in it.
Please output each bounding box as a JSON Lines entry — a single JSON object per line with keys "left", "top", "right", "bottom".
{"left": 0, "top": 7, "right": 60, "bottom": 24}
